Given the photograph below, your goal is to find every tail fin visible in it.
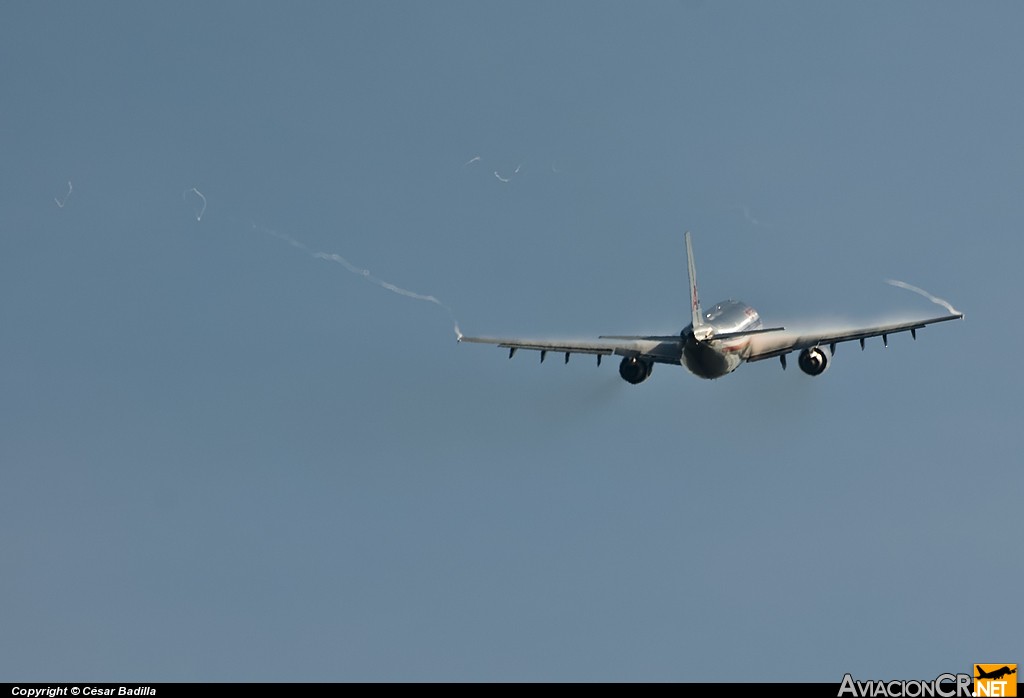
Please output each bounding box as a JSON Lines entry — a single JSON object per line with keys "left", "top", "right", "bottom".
{"left": 685, "top": 231, "right": 703, "bottom": 329}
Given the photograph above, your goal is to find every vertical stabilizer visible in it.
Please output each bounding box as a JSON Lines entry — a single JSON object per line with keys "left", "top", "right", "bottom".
{"left": 685, "top": 231, "right": 703, "bottom": 329}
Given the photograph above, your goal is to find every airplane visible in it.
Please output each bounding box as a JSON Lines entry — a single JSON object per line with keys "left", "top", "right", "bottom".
{"left": 457, "top": 232, "right": 963, "bottom": 384}
{"left": 975, "top": 666, "right": 1016, "bottom": 681}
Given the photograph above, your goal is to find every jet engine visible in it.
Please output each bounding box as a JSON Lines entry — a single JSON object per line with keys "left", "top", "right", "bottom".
{"left": 797, "top": 345, "right": 831, "bottom": 376}
{"left": 619, "top": 356, "right": 653, "bottom": 384}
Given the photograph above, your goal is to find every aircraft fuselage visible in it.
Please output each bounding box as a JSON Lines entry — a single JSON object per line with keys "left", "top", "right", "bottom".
{"left": 681, "top": 299, "right": 762, "bottom": 379}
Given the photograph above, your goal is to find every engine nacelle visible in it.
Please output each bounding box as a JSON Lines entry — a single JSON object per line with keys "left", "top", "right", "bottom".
{"left": 619, "top": 356, "right": 653, "bottom": 384}
{"left": 797, "top": 345, "right": 832, "bottom": 376}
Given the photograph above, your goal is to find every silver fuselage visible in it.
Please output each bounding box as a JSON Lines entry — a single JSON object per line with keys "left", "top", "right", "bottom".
{"left": 681, "top": 299, "right": 762, "bottom": 379}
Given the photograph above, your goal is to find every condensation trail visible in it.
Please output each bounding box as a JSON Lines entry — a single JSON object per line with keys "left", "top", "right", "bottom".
{"left": 183, "top": 187, "right": 207, "bottom": 221}
{"left": 733, "top": 204, "right": 781, "bottom": 230}
{"left": 312, "top": 251, "right": 367, "bottom": 276}
{"left": 54, "top": 181, "right": 72, "bottom": 208}
{"left": 464, "top": 155, "right": 481, "bottom": 166}
{"left": 739, "top": 205, "right": 760, "bottom": 226}
{"left": 494, "top": 171, "right": 510, "bottom": 183}
{"left": 256, "top": 223, "right": 312, "bottom": 253}
{"left": 886, "top": 279, "right": 961, "bottom": 315}
{"left": 250, "top": 222, "right": 462, "bottom": 338}
{"left": 313, "top": 251, "right": 462, "bottom": 337}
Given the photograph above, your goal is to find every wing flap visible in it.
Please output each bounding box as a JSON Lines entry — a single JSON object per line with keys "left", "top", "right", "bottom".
{"left": 745, "top": 313, "right": 963, "bottom": 362}
{"left": 460, "top": 335, "right": 615, "bottom": 354}
{"left": 458, "top": 334, "right": 683, "bottom": 364}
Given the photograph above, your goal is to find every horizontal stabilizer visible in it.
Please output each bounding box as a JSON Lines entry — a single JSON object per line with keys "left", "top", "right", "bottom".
{"left": 598, "top": 334, "right": 683, "bottom": 342}
{"left": 710, "top": 326, "right": 786, "bottom": 341}
{"left": 598, "top": 327, "right": 785, "bottom": 342}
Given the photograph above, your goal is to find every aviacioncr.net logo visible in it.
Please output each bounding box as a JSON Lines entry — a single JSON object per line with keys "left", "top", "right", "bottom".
{"left": 838, "top": 673, "right": 973, "bottom": 698}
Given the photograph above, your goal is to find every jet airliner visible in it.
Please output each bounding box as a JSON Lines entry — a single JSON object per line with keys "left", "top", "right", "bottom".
{"left": 458, "top": 232, "right": 963, "bottom": 384}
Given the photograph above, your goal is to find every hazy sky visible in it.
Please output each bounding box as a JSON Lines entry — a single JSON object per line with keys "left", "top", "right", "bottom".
{"left": 2, "top": 2, "right": 1021, "bottom": 681}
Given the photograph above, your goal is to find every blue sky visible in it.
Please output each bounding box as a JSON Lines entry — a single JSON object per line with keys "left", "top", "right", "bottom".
{"left": 2, "top": 2, "right": 1021, "bottom": 681}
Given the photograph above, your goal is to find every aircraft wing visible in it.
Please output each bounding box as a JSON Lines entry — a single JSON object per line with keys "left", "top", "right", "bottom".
{"left": 745, "top": 313, "right": 963, "bottom": 362}
{"left": 457, "top": 334, "right": 683, "bottom": 364}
